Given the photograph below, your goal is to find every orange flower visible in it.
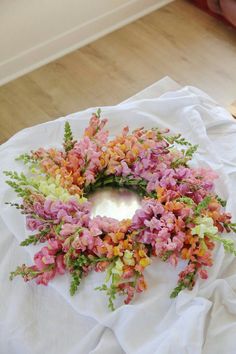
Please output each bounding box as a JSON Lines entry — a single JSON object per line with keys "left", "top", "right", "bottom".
{"left": 197, "top": 248, "right": 206, "bottom": 257}
{"left": 165, "top": 201, "right": 183, "bottom": 212}
{"left": 181, "top": 248, "right": 189, "bottom": 260}
{"left": 113, "top": 246, "right": 123, "bottom": 257}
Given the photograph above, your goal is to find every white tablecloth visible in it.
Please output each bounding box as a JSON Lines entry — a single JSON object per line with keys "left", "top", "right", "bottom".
{"left": 1, "top": 86, "right": 236, "bottom": 354}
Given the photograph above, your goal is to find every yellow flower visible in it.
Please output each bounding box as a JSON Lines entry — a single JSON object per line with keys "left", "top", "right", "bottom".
{"left": 140, "top": 258, "right": 151, "bottom": 268}
{"left": 120, "top": 144, "right": 127, "bottom": 152}
{"left": 138, "top": 250, "right": 146, "bottom": 258}
{"left": 113, "top": 246, "right": 123, "bottom": 257}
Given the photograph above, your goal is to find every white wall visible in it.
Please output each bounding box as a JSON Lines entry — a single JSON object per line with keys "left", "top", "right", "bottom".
{"left": 0, "top": 0, "right": 172, "bottom": 86}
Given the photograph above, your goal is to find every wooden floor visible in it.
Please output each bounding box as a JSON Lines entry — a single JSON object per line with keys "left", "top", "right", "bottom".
{"left": 0, "top": 0, "right": 236, "bottom": 144}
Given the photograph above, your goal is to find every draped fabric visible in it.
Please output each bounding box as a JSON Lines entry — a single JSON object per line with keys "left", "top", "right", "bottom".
{"left": 1, "top": 86, "right": 236, "bottom": 354}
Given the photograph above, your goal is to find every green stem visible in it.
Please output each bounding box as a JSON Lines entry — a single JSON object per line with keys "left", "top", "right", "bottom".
{"left": 84, "top": 174, "right": 155, "bottom": 198}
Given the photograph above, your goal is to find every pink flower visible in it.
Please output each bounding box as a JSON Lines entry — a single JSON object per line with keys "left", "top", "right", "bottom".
{"left": 26, "top": 217, "right": 43, "bottom": 231}
{"left": 88, "top": 219, "right": 103, "bottom": 236}
{"left": 195, "top": 168, "right": 218, "bottom": 181}
{"left": 172, "top": 233, "right": 184, "bottom": 251}
{"left": 198, "top": 269, "right": 208, "bottom": 279}
{"left": 36, "top": 269, "right": 56, "bottom": 285}
{"left": 118, "top": 283, "right": 135, "bottom": 304}
{"left": 43, "top": 199, "right": 54, "bottom": 215}
{"left": 60, "top": 223, "right": 77, "bottom": 237}
{"left": 122, "top": 267, "right": 134, "bottom": 279}
{"left": 169, "top": 254, "right": 178, "bottom": 267}
{"left": 34, "top": 252, "right": 45, "bottom": 270}
{"left": 120, "top": 161, "right": 131, "bottom": 176}
{"left": 179, "top": 263, "right": 196, "bottom": 281}
{"left": 93, "top": 216, "right": 120, "bottom": 234}
{"left": 122, "top": 126, "right": 129, "bottom": 136}
{"left": 157, "top": 228, "right": 171, "bottom": 241}
{"left": 176, "top": 167, "right": 191, "bottom": 179}
{"left": 33, "top": 202, "right": 45, "bottom": 218}
{"left": 34, "top": 247, "right": 55, "bottom": 271}
{"left": 56, "top": 209, "right": 73, "bottom": 223}
{"left": 96, "top": 130, "right": 108, "bottom": 145}
{"left": 179, "top": 208, "right": 193, "bottom": 219}
{"left": 72, "top": 236, "right": 85, "bottom": 251}
{"left": 84, "top": 171, "right": 95, "bottom": 185}
{"left": 56, "top": 254, "right": 66, "bottom": 274}
{"left": 48, "top": 239, "right": 61, "bottom": 252}
{"left": 80, "top": 229, "right": 95, "bottom": 250}
{"left": 138, "top": 230, "right": 156, "bottom": 244}
{"left": 144, "top": 217, "right": 161, "bottom": 231}
{"left": 166, "top": 239, "right": 178, "bottom": 251}
{"left": 132, "top": 199, "right": 164, "bottom": 229}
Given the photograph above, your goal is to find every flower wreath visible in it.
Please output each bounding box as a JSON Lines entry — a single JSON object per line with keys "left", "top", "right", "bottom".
{"left": 5, "top": 109, "right": 236, "bottom": 310}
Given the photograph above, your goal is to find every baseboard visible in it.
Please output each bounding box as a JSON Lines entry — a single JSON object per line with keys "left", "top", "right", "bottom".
{"left": 0, "top": 0, "right": 173, "bottom": 86}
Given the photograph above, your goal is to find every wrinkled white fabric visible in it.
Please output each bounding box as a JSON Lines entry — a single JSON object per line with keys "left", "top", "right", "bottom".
{"left": 0, "top": 86, "right": 236, "bottom": 354}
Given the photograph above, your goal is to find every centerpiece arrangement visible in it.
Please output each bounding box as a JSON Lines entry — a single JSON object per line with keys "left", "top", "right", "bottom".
{"left": 5, "top": 109, "right": 236, "bottom": 310}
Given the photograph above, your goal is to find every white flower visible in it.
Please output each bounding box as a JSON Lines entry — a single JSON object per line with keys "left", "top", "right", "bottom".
{"left": 111, "top": 259, "right": 123, "bottom": 277}
{"left": 123, "top": 250, "right": 135, "bottom": 266}
{"left": 191, "top": 216, "right": 218, "bottom": 238}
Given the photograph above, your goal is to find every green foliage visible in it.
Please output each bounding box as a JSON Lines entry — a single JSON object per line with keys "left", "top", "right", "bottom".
{"left": 10, "top": 265, "right": 25, "bottom": 280}
{"left": 95, "top": 284, "right": 117, "bottom": 311}
{"left": 195, "top": 196, "right": 212, "bottom": 216}
{"left": 84, "top": 174, "right": 155, "bottom": 199}
{"left": 176, "top": 196, "right": 196, "bottom": 206}
{"left": 170, "top": 271, "right": 196, "bottom": 298}
{"left": 228, "top": 223, "right": 236, "bottom": 233}
{"left": 155, "top": 130, "right": 164, "bottom": 142}
{"left": 170, "top": 159, "right": 186, "bottom": 169}
{"left": 72, "top": 254, "right": 90, "bottom": 269}
{"left": 20, "top": 235, "right": 40, "bottom": 246}
{"left": 4, "top": 171, "right": 27, "bottom": 182}
{"left": 216, "top": 195, "right": 227, "bottom": 207}
{"left": 185, "top": 144, "right": 198, "bottom": 158}
{"left": 170, "top": 281, "right": 187, "bottom": 298}
{"left": 20, "top": 227, "right": 50, "bottom": 246}
{"left": 170, "top": 142, "right": 198, "bottom": 168}
{"left": 5, "top": 180, "right": 30, "bottom": 198}
{"left": 9, "top": 264, "right": 40, "bottom": 281}
{"left": 164, "top": 133, "right": 192, "bottom": 146}
{"left": 67, "top": 252, "right": 97, "bottom": 296}
{"left": 95, "top": 108, "right": 101, "bottom": 118}
{"left": 67, "top": 248, "right": 112, "bottom": 296}
{"left": 5, "top": 202, "right": 24, "bottom": 210}
{"left": 4, "top": 170, "right": 39, "bottom": 198}
{"left": 212, "top": 234, "right": 236, "bottom": 255}
{"left": 64, "top": 121, "right": 75, "bottom": 152}
{"left": 15, "top": 153, "right": 37, "bottom": 165}
{"left": 70, "top": 270, "right": 82, "bottom": 296}
{"left": 161, "top": 250, "right": 173, "bottom": 262}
